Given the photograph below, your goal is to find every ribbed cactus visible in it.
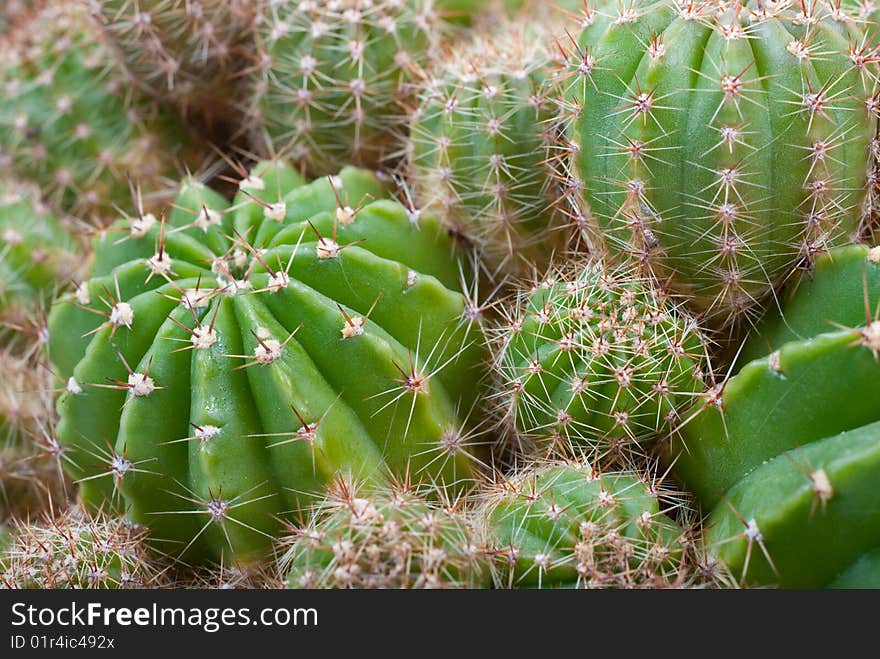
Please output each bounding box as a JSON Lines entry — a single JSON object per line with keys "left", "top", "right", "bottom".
{"left": 564, "top": 0, "right": 878, "bottom": 325}
{"left": 491, "top": 260, "right": 707, "bottom": 458}
{"left": 0, "top": 508, "right": 156, "bottom": 589}
{"left": 281, "top": 476, "right": 488, "bottom": 588}
{"left": 477, "top": 459, "right": 718, "bottom": 588}
{"left": 669, "top": 244, "right": 880, "bottom": 587}
{"left": 250, "top": 0, "right": 447, "bottom": 175}
{"left": 0, "top": 179, "right": 79, "bottom": 334}
{"left": 408, "top": 23, "right": 570, "bottom": 275}
{"left": 91, "top": 0, "right": 258, "bottom": 121}
{"left": 48, "top": 160, "right": 487, "bottom": 563}
{"left": 0, "top": 2, "right": 197, "bottom": 222}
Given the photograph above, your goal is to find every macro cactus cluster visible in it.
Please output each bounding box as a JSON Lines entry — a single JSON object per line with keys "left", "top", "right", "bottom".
{"left": 2, "top": 0, "right": 880, "bottom": 590}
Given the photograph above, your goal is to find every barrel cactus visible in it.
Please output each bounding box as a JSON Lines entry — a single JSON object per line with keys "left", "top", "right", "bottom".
{"left": 0, "top": 2, "right": 198, "bottom": 222}
{"left": 0, "top": 508, "right": 156, "bottom": 589}
{"left": 250, "top": 0, "right": 448, "bottom": 175}
{"left": 669, "top": 243, "right": 880, "bottom": 587}
{"left": 408, "top": 22, "right": 570, "bottom": 275}
{"left": 491, "top": 260, "right": 707, "bottom": 458}
{"left": 477, "top": 459, "right": 718, "bottom": 588}
{"left": 48, "top": 160, "right": 488, "bottom": 563}
{"left": 281, "top": 476, "right": 488, "bottom": 588}
{"left": 564, "top": 0, "right": 878, "bottom": 326}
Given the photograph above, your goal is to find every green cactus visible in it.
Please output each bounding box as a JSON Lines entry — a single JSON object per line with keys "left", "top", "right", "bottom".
{"left": 408, "top": 22, "right": 570, "bottom": 275}
{"left": 91, "top": 0, "right": 257, "bottom": 123}
{"left": 281, "top": 476, "right": 488, "bottom": 589}
{"left": 250, "top": 0, "right": 449, "bottom": 175}
{"left": 491, "top": 260, "right": 707, "bottom": 458}
{"left": 669, "top": 244, "right": 880, "bottom": 587}
{"left": 48, "top": 160, "right": 488, "bottom": 563}
{"left": 564, "top": 0, "right": 878, "bottom": 326}
{"left": 477, "top": 459, "right": 721, "bottom": 588}
{"left": 0, "top": 508, "right": 156, "bottom": 589}
{"left": 0, "top": 2, "right": 199, "bottom": 223}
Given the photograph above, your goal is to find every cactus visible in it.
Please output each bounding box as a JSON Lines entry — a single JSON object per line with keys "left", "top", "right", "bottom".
{"left": 47, "top": 160, "right": 488, "bottom": 563}
{"left": 491, "top": 260, "right": 707, "bottom": 458}
{"left": 0, "top": 2, "right": 199, "bottom": 223}
{"left": 0, "top": 508, "right": 156, "bottom": 589}
{"left": 250, "top": 0, "right": 449, "bottom": 175}
{"left": 563, "top": 0, "right": 878, "bottom": 326}
{"left": 90, "top": 0, "right": 258, "bottom": 123}
{"left": 669, "top": 244, "right": 880, "bottom": 587}
{"left": 407, "top": 22, "right": 571, "bottom": 275}
{"left": 477, "top": 459, "right": 720, "bottom": 588}
{"left": 281, "top": 476, "right": 488, "bottom": 589}
{"left": 0, "top": 179, "right": 80, "bottom": 336}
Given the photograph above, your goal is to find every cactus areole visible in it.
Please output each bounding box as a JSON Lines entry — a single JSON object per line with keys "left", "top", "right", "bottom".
{"left": 568, "top": 0, "right": 878, "bottom": 324}
{"left": 48, "top": 162, "right": 486, "bottom": 563}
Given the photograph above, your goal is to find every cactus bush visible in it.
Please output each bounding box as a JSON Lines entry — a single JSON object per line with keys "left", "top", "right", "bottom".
{"left": 48, "top": 160, "right": 488, "bottom": 563}
{"left": 250, "top": 0, "right": 449, "bottom": 175}
{"left": 281, "top": 476, "right": 488, "bottom": 589}
{"left": 0, "top": 2, "right": 198, "bottom": 222}
{"left": 564, "top": 0, "right": 878, "bottom": 325}
{"left": 491, "top": 260, "right": 707, "bottom": 458}
{"left": 669, "top": 244, "right": 880, "bottom": 587}
{"left": 408, "top": 23, "right": 570, "bottom": 275}
{"left": 0, "top": 508, "right": 156, "bottom": 589}
{"left": 477, "top": 459, "right": 718, "bottom": 588}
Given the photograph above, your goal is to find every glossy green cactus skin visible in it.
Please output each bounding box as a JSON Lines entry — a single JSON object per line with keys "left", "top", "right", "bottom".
{"left": 0, "top": 3, "right": 195, "bottom": 222}
{"left": 409, "top": 24, "right": 566, "bottom": 274}
{"left": 48, "top": 162, "right": 486, "bottom": 563}
{"left": 670, "top": 244, "right": 880, "bottom": 587}
{"left": 479, "top": 461, "right": 696, "bottom": 588}
{"left": 251, "top": 0, "right": 444, "bottom": 175}
{"left": 283, "top": 478, "right": 488, "bottom": 589}
{"left": 567, "top": 0, "right": 877, "bottom": 325}
{"left": 493, "top": 261, "right": 706, "bottom": 455}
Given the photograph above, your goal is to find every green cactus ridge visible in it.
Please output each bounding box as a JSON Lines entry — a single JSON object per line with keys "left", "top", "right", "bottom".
{"left": 477, "top": 460, "right": 720, "bottom": 588}
{"left": 48, "top": 160, "right": 487, "bottom": 563}
{"left": 670, "top": 244, "right": 880, "bottom": 587}
{"left": 251, "top": 0, "right": 448, "bottom": 175}
{"left": 492, "top": 260, "right": 707, "bottom": 457}
{"left": 0, "top": 508, "right": 156, "bottom": 589}
{"left": 282, "top": 476, "right": 489, "bottom": 589}
{"left": 0, "top": 2, "right": 198, "bottom": 222}
{"left": 566, "top": 0, "right": 878, "bottom": 326}
{"left": 408, "top": 22, "right": 569, "bottom": 274}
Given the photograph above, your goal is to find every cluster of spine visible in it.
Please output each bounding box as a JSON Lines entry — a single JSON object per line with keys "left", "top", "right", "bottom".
{"left": 281, "top": 476, "right": 488, "bottom": 589}
{"left": 0, "top": 508, "right": 156, "bottom": 589}
{"left": 0, "top": 2, "right": 197, "bottom": 222}
{"left": 48, "top": 159, "right": 487, "bottom": 563}
{"left": 669, "top": 243, "right": 880, "bottom": 587}
{"left": 250, "top": 0, "right": 448, "bottom": 175}
{"left": 477, "top": 459, "right": 724, "bottom": 588}
{"left": 407, "top": 22, "right": 570, "bottom": 275}
{"left": 562, "top": 0, "right": 879, "bottom": 326}
{"left": 0, "top": 0, "right": 46, "bottom": 35}
{"left": 490, "top": 260, "right": 707, "bottom": 458}
{"left": 91, "top": 0, "right": 258, "bottom": 122}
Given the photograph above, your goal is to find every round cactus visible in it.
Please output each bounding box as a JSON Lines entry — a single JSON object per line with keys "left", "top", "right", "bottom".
{"left": 0, "top": 2, "right": 199, "bottom": 223}
{"left": 564, "top": 0, "right": 878, "bottom": 326}
{"left": 281, "top": 476, "right": 488, "bottom": 589}
{"left": 491, "top": 260, "right": 707, "bottom": 458}
{"left": 250, "top": 0, "right": 448, "bottom": 175}
{"left": 477, "top": 459, "right": 717, "bottom": 588}
{"left": 48, "top": 160, "right": 488, "bottom": 563}
{"left": 0, "top": 508, "right": 156, "bottom": 589}
{"left": 669, "top": 244, "right": 880, "bottom": 587}
{"left": 407, "top": 22, "right": 570, "bottom": 275}
{"left": 90, "top": 0, "right": 258, "bottom": 122}
{"left": 0, "top": 179, "right": 80, "bottom": 335}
